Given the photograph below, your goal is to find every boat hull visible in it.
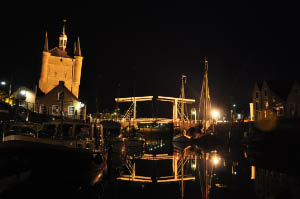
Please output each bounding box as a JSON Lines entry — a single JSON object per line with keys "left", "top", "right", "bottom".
{"left": 0, "top": 139, "right": 107, "bottom": 195}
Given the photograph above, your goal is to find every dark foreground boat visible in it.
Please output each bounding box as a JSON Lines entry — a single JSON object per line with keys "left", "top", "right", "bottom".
{"left": 0, "top": 121, "right": 108, "bottom": 199}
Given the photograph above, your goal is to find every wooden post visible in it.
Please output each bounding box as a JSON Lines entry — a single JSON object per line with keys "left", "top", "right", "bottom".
{"left": 60, "top": 82, "right": 64, "bottom": 136}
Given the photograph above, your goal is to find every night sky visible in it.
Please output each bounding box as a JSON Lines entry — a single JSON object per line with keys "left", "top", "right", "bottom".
{"left": 1, "top": 1, "right": 299, "bottom": 117}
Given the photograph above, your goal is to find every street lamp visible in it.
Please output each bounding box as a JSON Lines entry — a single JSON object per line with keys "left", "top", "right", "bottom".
{"left": 211, "top": 109, "right": 219, "bottom": 133}
{"left": 80, "top": 102, "right": 85, "bottom": 108}
{"left": 20, "top": 90, "right": 27, "bottom": 96}
{"left": 212, "top": 155, "right": 220, "bottom": 166}
{"left": 1, "top": 79, "right": 12, "bottom": 97}
{"left": 211, "top": 110, "right": 219, "bottom": 120}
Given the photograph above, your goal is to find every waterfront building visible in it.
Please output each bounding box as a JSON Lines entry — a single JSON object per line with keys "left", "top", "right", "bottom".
{"left": 252, "top": 80, "right": 300, "bottom": 120}
{"left": 10, "top": 87, "right": 36, "bottom": 111}
{"left": 36, "top": 81, "right": 86, "bottom": 120}
{"left": 39, "top": 21, "right": 83, "bottom": 99}
{"left": 34, "top": 21, "right": 86, "bottom": 120}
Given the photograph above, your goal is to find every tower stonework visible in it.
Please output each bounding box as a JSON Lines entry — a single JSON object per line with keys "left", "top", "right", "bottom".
{"left": 39, "top": 22, "right": 83, "bottom": 98}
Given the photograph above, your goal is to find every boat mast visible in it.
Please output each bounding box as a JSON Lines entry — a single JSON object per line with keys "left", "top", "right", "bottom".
{"left": 199, "top": 59, "right": 210, "bottom": 135}
{"left": 181, "top": 150, "right": 184, "bottom": 199}
{"left": 181, "top": 75, "right": 186, "bottom": 133}
{"left": 204, "top": 59, "right": 208, "bottom": 135}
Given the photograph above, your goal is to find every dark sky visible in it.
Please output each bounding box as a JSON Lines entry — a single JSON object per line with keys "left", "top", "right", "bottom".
{"left": 1, "top": 1, "right": 299, "bottom": 116}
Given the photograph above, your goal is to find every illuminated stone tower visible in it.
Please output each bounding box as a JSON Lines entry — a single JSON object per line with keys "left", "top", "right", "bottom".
{"left": 39, "top": 21, "right": 83, "bottom": 98}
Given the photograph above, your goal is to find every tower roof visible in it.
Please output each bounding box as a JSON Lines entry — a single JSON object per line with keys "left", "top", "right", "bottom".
{"left": 74, "top": 41, "right": 77, "bottom": 55}
{"left": 43, "top": 32, "right": 49, "bottom": 52}
{"left": 74, "top": 36, "right": 82, "bottom": 56}
{"left": 62, "top": 19, "right": 66, "bottom": 35}
{"left": 49, "top": 47, "right": 70, "bottom": 58}
{"left": 58, "top": 19, "right": 68, "bottom": 51}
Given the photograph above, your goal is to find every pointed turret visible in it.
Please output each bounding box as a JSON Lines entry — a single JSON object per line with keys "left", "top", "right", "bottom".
{"left": 43, "top": 32, "right": 49, "bottom": 52}
{"left": 73, "top": 36, "right": 83, "bottom": 98}
{"left": 74, "top": 41, "right": 77, "bottom": 55}
{"left": 62, "top": 21, "right": 66, "bottom": 35}
{"left": 74, "top": 36, "right": 82, "bottom": 56}
{"left": 40, "top": 32, "right": 51, "bottom": 93}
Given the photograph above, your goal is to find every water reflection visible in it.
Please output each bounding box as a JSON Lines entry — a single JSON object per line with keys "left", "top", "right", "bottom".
{"left": 106, "top": 138, "right": 238, "bottom": 199}
{"left": 2, "top": 126, "right": 298, "bottom": 199}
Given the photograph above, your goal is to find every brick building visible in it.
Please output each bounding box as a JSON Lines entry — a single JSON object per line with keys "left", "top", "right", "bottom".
{"left": 36, "top": 81, "right": 86, "bottom": 120}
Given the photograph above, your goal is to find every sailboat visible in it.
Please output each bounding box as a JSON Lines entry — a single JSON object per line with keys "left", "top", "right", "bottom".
{"left": 200, "top": 59, "right": 212, "bottom": 135}
{"left": 194, "top": 59, "right": 222, "bottom": 148}
{"left": 172, "top": 75, "right": 192, "bottom": 142}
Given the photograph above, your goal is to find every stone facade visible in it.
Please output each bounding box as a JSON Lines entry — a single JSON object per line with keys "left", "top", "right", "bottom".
{"left": 39, "top": 24, "right": 83, "bottom": 98}
{"left": 252, "top": 80, "right": 300, "bottom": 120}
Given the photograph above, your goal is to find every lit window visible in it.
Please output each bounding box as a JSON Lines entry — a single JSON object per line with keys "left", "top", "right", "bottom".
{"left": 52, "top": 105, "right": 59, "bottom": 115}
{"left": 68, "top": 106, "right": 75, "bottom": 115}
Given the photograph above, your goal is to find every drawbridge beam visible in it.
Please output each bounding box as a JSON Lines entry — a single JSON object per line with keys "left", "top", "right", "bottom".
{"left": 157, "top": 96, "right": 195, "bottom": 122}
{"left": 115, "top": 96, "right": 195, "bottom": 121}
{"left": 115, "top": 96, "right": 153, "bottom": 120}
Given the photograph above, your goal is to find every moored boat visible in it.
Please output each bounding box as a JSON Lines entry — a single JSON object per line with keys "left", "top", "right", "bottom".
{"left": 1, "top": 119, "right": 108, "bottom": 192}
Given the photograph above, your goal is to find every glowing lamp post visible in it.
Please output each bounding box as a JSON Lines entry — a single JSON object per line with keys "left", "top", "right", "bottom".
{"left": 80, "top": 102, "right": 85, "bottom": 108}
{"left": 212, "top": 155, "right": 220, "bottom": 166}
{"left": 211, "top": 109, "right": 219, "bottom": 133}
{"left": 79, "top": 102, "right": 86, "bottom": 120}
{"left": 1, "top": 80, "right": 12, "bottom": 97}
{"left": 211, "top": 110, "right": 219, "bottom": 120}
{"left": 1, "top": 81, "right": 7, "bottom": 97}
{"left": 20, "top": 90, "right": 27, "bottom": 96}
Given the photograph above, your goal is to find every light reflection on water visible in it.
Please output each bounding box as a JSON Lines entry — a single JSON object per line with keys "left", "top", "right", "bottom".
{"left": 105, "top": 138, "right": 254, "bottom": 199}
